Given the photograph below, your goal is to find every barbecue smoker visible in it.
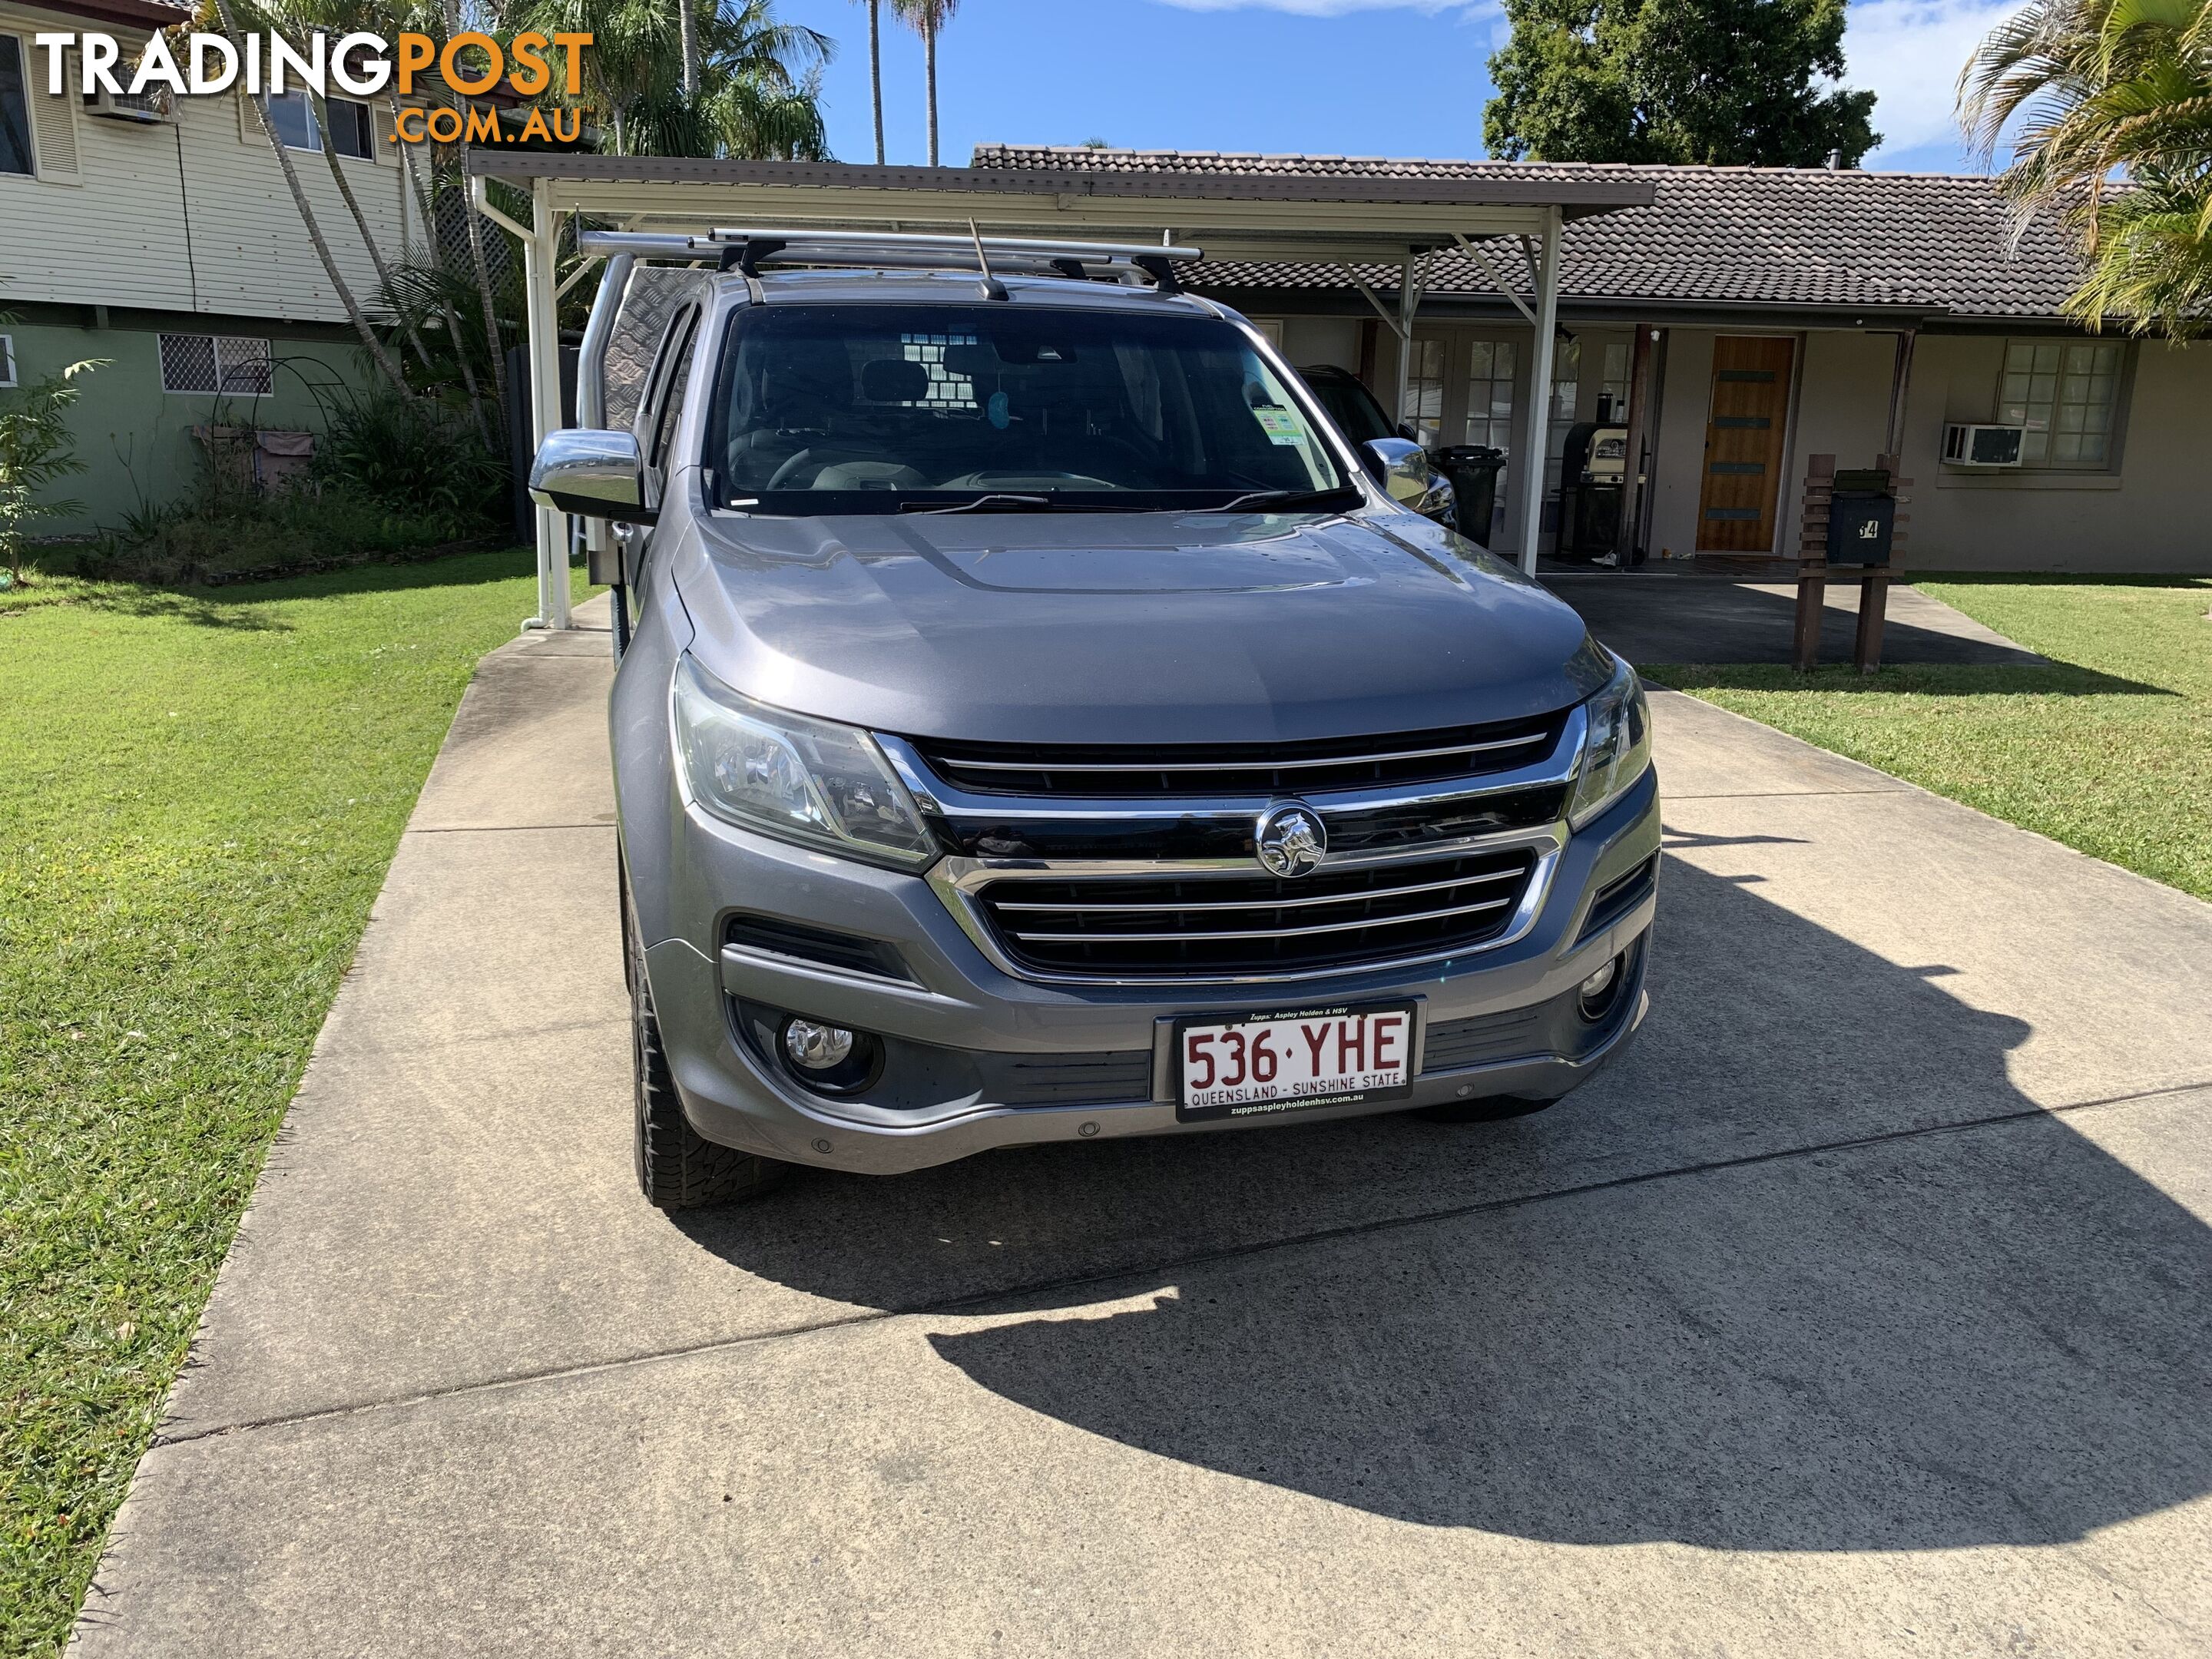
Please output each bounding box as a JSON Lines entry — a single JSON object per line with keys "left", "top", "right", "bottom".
{"left": 531, "top": 227, "right": 1661, "bottom": 1207}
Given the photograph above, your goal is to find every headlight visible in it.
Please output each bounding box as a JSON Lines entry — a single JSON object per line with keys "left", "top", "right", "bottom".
{"left": 1566, "top": 652, "right": 1652, "bottom": 829}
{"left": 672, "top": 654, "right": 936, "bottom": 866}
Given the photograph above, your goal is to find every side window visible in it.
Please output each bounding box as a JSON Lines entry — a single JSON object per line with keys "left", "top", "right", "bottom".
{"left": 645, "top": 310, "right": 700, "bottom": 494}
{"left": 1997, "top": 338, "right": 2124, "bottom": 468}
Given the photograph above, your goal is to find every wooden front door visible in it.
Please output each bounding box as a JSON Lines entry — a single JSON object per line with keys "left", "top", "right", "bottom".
{"left": 1696, "top": 336, "right": 1796, "bottom": 551}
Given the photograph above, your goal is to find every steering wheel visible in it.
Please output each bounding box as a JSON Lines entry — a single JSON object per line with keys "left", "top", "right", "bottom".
{"left": 764, "top": 448, "right": 821, "bottom": 492}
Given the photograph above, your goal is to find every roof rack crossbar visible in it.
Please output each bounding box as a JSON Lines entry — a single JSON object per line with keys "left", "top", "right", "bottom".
{"left": 703, "top": 227, "right": 1204, "bottom": 262}
{"left": 574, "top": 227, "right": 1202, "bottom": 290}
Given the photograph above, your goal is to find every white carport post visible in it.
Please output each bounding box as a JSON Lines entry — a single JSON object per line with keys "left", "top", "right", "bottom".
{"left": 522, "top": 180, "right": 570, "bottom": 629}
{"left": 472, "top": 172, "right": 572, "bottom": 630}
{"left": 1392, "top": 253, "right": 1420, "bottom": 432}
{"left": 1515, "top": 206, "right": 1564, "bottom": 578}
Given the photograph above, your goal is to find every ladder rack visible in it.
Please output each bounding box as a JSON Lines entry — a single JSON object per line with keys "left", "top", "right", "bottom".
{"left": 575, "top": 227, "right": 1203, "bottom": 289}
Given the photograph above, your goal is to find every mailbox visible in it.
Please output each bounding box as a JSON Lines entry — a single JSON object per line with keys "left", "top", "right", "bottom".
{"left": 1826, "top": 468, "right": 1895, "bottom": 566}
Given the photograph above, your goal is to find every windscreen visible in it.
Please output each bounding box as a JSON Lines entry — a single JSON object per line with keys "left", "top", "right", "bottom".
{"left": 703, "top": 303, "right": 1352, "bottom": 514}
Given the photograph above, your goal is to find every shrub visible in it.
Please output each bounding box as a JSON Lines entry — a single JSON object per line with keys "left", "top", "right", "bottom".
{"left": 314, "top": 391, "right": 508, "bottom": 521}
{"left": 77, "top": 485, "right": 497, "bottom": 587}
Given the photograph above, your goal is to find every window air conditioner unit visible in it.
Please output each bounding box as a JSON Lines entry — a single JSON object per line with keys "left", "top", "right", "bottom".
{"left": 84, "top": 85, "right": 172, "bottom": 124}
{"left": 1943, "top": 422, "right": 2025, "bottom": 467}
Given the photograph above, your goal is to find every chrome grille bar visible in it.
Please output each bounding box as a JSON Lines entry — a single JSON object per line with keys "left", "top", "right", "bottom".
{"left": 992, "top": 866, "right": 1524, "bottom": 914}
{"left": 1007, "top": 894, "right": 1515, "bottom": 945}
{"left": 939, "top": 733, "right": 1549, "bottom": 775}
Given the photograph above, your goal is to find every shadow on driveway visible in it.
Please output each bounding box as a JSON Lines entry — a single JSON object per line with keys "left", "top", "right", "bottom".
{"left": 677, "top": 858, "right": 2212, "bottom": 1553}
{"left": 1554, "top": 577, "right": 2050, "bottom": 669}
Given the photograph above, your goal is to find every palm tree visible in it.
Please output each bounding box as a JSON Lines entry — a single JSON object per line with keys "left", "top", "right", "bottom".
{"left": 679, "top": 0, "right": 700, "bottom": 97}
{"left": 856, "top": 0, "right": 885, "bottom": 162}
{"left": 893, "top": 0, "right": 959, "bottom": 166}
{"left": 511, "top": 0, "right": 832, "bottom": 158}
{"left": 1960, "top": 0, "right": 2212, "bottom": 337}
{"left": 201, "top": 0, "right": 415, "bottom": 401}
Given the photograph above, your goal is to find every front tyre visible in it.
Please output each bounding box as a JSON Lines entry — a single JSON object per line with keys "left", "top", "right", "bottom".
{"left": 624, "top": 874, "right": 789, "bottom": 1210}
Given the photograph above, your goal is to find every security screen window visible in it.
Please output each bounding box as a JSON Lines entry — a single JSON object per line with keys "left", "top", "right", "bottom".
{"left": 1, "top": 35, "right": 32, "bottom": 177}
{"left": 705, "top": 304, "right": 1354, "bottom": 515}
{"left": 324, "top": 98, "right": 373, "bottom": 158}
{"left": 2000, "top": 339, "right": 2123, "bottom": 466}
{"left": 267, "top": 90, "right": 373, "bottom": 158}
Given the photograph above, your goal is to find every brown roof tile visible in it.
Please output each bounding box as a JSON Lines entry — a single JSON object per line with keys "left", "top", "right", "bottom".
{"left": 972, "top": 145, "right": 2085, "bottom": 320}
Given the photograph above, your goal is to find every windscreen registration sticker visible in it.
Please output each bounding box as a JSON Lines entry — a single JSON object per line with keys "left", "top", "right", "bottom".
{"left": 1253, "top": 406, "right": 1308, "bottom": 445}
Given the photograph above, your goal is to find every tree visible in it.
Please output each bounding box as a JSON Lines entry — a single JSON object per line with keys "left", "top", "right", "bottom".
{"left": 233, "top": 0, "right": 506, "bottom": 440}
{"left": 201, "top": 0, "right": 416, "bottom": 402}
{"left": 1485, "top": 0, "right": 1880, "bottom": 167}
{"left": 508, "top": 0, "right": 833, "bottom": 158}
{"left": 853, "top": 0, "right": 885, "bottom": 162}
{"left": 1960, "top": 0, "right": 2212, "bottom": 338}
{"left": 893, "top": 0, "right": 959, "bottom": 166}
{"left": 0, "top": 353, "right": 101, "bottom": 587}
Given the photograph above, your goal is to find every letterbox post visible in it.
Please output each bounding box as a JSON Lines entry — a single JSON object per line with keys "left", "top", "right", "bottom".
{"left": 1793, "top": 455, "right": 1836, "bottom": 671}
{"left": 1853, "top": 455, "right": 1895, "bottom": 671}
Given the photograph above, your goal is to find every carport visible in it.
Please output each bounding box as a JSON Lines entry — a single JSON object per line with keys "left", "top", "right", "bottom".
{"left": 465, "top": 154, "right": 1654, "bottom": 627}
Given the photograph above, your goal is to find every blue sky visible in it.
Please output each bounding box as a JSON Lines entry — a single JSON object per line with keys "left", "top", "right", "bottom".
{"left": 776, "top": 0, "right": 2018, "bottom": 174}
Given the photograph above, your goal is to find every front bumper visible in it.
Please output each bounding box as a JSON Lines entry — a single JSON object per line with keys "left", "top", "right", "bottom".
{"left": 642, "top": 768, "right": 1659, "bottom": 1176}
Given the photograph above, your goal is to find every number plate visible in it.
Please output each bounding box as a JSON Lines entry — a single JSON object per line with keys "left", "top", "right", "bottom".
{"left": 1174, "top": 1001, "right": 1418, "bottom": 1123}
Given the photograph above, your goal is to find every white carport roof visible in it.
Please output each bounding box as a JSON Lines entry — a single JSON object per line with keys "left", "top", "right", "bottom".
{"left": 467, "top": 155, "right": 1656, "bottom": 624}
{"left": 469, "top": 154, "right": 1652, "bottom": 264}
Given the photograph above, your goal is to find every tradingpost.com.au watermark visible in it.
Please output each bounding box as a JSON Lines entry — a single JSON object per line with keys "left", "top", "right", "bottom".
{"left": 30, "top": 30, "right": 596, "bottom": 143}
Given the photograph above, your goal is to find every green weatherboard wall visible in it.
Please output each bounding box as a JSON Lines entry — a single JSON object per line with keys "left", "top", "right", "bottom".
{"left": 3, "top": 304, "right": 380, "bottom": 535}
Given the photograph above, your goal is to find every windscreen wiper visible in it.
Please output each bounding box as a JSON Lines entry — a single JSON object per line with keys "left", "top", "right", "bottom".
{"left": 1200, "top": 485, "right": 1362, "bottom": 514}
{"left": 899, "top": 493, "right": 1055, "bottom": 515}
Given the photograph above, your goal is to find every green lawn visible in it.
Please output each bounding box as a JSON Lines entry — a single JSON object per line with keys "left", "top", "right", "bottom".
{"left": 0, "top": 551, "right": 591, "bottom": 1657}
{"left": 1645, "top": 575, "right": 2212, "bottom": 902}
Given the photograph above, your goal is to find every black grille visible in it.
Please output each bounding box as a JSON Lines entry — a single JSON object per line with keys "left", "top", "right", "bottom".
{"left": 986, "top": 1051, "right": 1154, "bottom": 1108}
{"left": 1577, "top": 855, "right": 1659, "bottom": 944}
{"left": 912, "top": 715, "right": 1565, "bottom": 799}
{"left": 975, "top": 847, "right": 1540, "bottom": 979}
{"left": 1422, "top": 1005, "right": 1546, "bottom": 1071}
{"left": 724, "top": 915, "right": 912, "bottom": 983}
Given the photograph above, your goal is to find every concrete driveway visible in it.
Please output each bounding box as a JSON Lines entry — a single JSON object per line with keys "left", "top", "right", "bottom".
{"left": 74, "top": 603, "right": 2212, "bottom": 1657}
{"left": 1548, "top": 573, "right": 2048, "bottom": 667}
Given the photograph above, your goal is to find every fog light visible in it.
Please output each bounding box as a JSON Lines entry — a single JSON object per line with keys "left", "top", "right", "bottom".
{"left": 1577, "top": 950, "right": 1631, "bottom": 1023}
{"left": 777, "top": 1016, "right": 879, "bottom": 1094}
{"left": 783, "top": 1019, "right": 856, "bottom": 1071}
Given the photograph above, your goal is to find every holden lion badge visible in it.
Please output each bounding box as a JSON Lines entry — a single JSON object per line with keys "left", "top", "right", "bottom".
{"left": 1255, "top": 803, "right": 1327, "bottom": 878}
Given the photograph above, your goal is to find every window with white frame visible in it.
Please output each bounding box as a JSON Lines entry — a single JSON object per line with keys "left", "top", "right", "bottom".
{"left": 0, "top": 332, "right": 16, "bottom": 387}
{"left": 1598, "top": 341, "right": 1631, "bottom": 421}
{"left": 1998, "top": 339, "right": 2123, "bottom": 466}
{"left": 264, "top": 90, "right": 373, "bottom": 159}
{"left": 160, "top": 333, "right": 274, "bottom": 396}
{"left": 1550, "top": 336, "right": 1581, "bottom": 424}
{"left": 0, "top": 35, "right": 32, "bottom": 177}
{"left": 1464, "top": 338, "right": 1516, "bottom": 451}
{"left": 1401, "top": 336, "right": 1446, "bottom": 447}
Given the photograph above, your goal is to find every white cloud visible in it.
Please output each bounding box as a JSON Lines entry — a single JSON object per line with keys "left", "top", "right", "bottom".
{"left": 1843, "top": 0, "right": 2025, "bottom": 162}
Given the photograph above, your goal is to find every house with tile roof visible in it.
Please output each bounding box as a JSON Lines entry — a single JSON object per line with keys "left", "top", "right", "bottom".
{"left": 978, "top": 146, "right": 2207, "bottom": 575}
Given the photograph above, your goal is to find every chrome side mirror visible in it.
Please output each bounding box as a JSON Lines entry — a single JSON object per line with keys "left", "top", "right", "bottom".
{"left": 529, "top": 428, "right": 654, "bottom": 523}
{"left": 1363, "top": 437, "right": 1455, "bottom": 523}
